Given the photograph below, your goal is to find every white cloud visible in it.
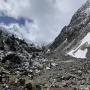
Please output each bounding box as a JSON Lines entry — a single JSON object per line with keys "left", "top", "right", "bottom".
{"left": 0, "top": 0, "right": 87, "bottom": 45}
{"left": 0, "top": 0, "right": 30, "bottom": 18}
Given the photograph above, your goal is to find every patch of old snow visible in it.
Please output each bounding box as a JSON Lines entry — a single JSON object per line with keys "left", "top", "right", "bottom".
{"left": 51, "top": 63, "right": 57, "bottom": 67}
{"left": 81, "top": 32, "right": 90, "bottom": 45}
{"left": 46, "top": 67, "right": 50, "bottom": 70}
{"left": 67, "top": 32, "right": 90, "bottom": 58}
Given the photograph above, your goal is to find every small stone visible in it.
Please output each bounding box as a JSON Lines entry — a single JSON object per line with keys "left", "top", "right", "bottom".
{"left": 46, "top": 67, "right": 50, "bottom": 70}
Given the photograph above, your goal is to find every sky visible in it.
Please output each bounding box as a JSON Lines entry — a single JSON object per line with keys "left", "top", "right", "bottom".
{"left": 0, "top": 0, "right": 87, "bottom": 45}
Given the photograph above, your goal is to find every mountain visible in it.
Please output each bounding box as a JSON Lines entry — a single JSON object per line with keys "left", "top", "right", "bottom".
{"left": 49, "top": 0, "right": 90, "bottom": 59}
{"left": 0, "top": 14, "right": 34, "bottom": 43}
{"left": 0, "top": 26, "right": 44, "bottom": 77}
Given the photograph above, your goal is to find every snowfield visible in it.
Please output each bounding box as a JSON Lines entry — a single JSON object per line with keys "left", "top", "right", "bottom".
{"left": 67, "top": 32, "right": 90, "bottom": 59}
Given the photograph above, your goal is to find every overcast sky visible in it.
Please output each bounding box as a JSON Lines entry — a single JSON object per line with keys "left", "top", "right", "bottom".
{"left": 0, "top": 0, "right": 87, "bottom": 45}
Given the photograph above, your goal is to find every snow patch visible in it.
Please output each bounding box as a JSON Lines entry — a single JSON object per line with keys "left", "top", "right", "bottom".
{"left": 46, "top": 67, "right": 50, "bottom": 70}
{"left": 68, "top": 49, "right": 88, "bottom": 58}
{"left": 67, "top": 32, "right": 90, "bottom": 58}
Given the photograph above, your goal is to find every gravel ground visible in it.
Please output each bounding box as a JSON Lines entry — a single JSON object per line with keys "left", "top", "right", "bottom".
{"left": 35, "top": 58, "right": 90, "bottom": 90}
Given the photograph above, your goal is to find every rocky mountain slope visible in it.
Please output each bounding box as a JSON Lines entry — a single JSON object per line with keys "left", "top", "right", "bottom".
{"left": 0, "top": 26, "right": 44, "bottom": 78}
{"left": 50, "top": 0, "right": 90, "bottom": 59}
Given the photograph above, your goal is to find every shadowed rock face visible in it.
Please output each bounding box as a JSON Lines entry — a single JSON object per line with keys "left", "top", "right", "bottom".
{"left": 2, "top": 54, "right": 21, "bottom": 64}
{"left": 50, "top": 26, "right": 67, "bottom": 50}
